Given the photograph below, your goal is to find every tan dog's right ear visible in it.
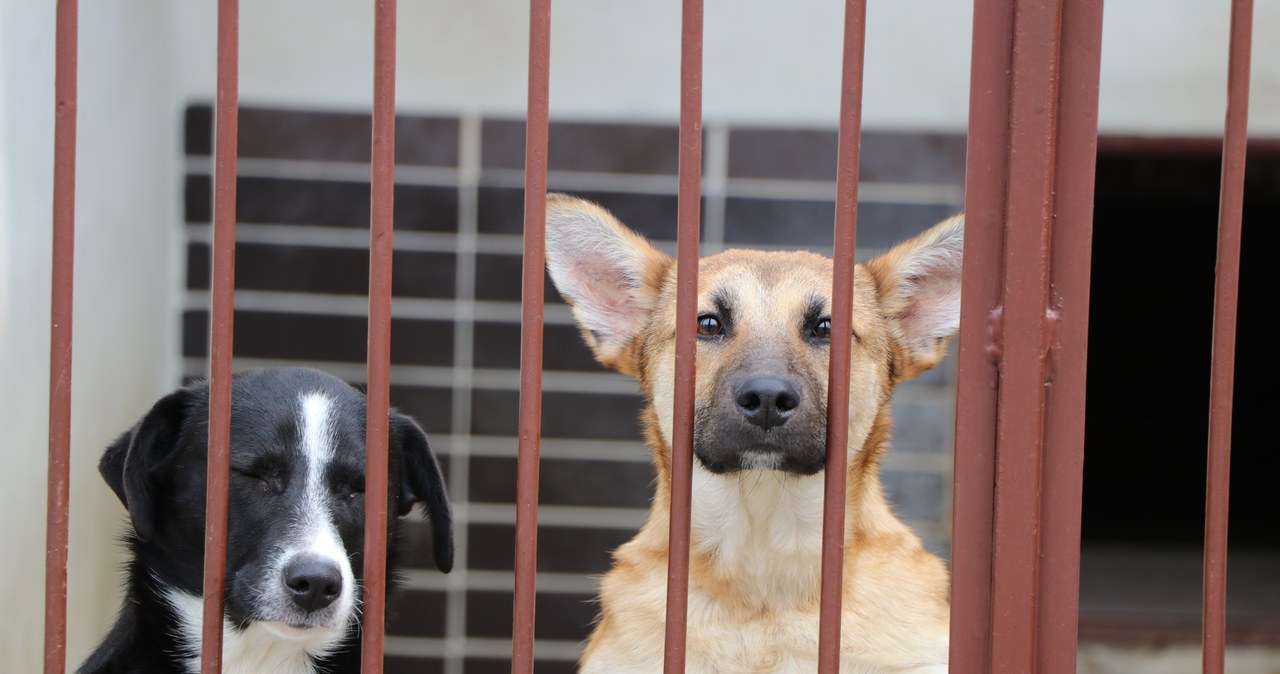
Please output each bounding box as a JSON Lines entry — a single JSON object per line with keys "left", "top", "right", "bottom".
{"left": 545, "top": 194, "right": 672, "bottom": 373}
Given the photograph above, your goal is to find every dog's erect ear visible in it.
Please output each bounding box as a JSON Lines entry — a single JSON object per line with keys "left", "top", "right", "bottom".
{"left": 545, "top": 194, "right": 673, "bottom": 374}
{"left": 865, "top": 215, "right": 964, "bottom": 380}
{"left": 99, "top": 388, "right": 192, "bottom": 542}
{"left": 391, "top": 412, "right": 453, "bottom": 573}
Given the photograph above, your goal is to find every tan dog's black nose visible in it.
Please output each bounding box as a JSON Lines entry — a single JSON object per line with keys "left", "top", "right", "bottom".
{"left": 735, "top": 376, "right": 800, "bottom": 431}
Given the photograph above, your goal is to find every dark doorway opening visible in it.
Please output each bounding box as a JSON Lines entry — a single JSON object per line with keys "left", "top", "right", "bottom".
{"left": 1079, "top": 141, "right": 1280, "bottom": 643}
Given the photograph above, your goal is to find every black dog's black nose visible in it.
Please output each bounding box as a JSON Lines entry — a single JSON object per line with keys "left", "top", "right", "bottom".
{"left": 283, "top": 553, "right": 343, "bottom": 612}
{"left": 735, "top": 376, "right": 800, "bottom": 431}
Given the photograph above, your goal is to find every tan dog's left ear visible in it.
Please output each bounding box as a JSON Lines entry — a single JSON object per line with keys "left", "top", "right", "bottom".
{"left": 545, "top": 194, "right": 673, "bottom": 374}
{"left": 865, "top": 214, "right": 964, "bottom": 379}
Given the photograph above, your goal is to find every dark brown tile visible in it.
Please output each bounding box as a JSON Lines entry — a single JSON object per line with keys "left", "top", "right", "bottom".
{"left": 186, "top": 105, "right": 460, "bottom": 167}
{"left": 186, "top": 174, "right": 459, "bottom": 232}
{"left": 473, "top": 253, "right": 564, "bottom": 304}
{"left": 391, "top": 385, "right": 454, "bottom": 436}
{"left": 470, "top": 389, "right": 644, "bottom": 441}
{"left": 469, "top": 456, "right": 653, "bottom": 509}
{"left": 181, "top": 311, "right": 206, "bottom": 358}
{"left": 722, "top": 196, "right": 832, "bottom": 246}
{"left": 385, "top": 656, "right": 444, "bottom": 674}
{"left": 466, "top": 590, "right": 598, "bottom": 641}
{"left": 185, "top": 174, "right": 211, "bottom": 222}
{"left": 881, "top": 470, "right": 945, "bottom": 522}
{"left": 185, "top": 242, "right": 211, "bottom": 290}
{"left": 184, "top": 105, "right": 213, "bottom": 156}
{"left": 727, "top": 127, "right": 965, "bottom": 184}
{"left": 185, "top": 242, "right": 456, "bottom": 298}
{"left": 182, "top": 310, "right": 454, "bottom": 366}
{"left": 727, "top": 128, "right": 838, "bottom": 181}
{"left": 386, "top": 589, "right": 448, "bottom": 637}
{"left": 478, "top": 186, "right": 690, "bottom": 241}
{"left": 465, "top": 659, "right": 577, "bottom": 674}
{"left": 483, "top": 118, "right": 681, "bottom": 175}
{"left": 860, "top": 132, "right": 967, "bottom": 184}
{"left": 471, "top": 322, "right": 601, "bottom": 373}
{"left": 398, "top": 518, "right": 453, "bottom": 571}
{"left": 467, "top": 523, "right": 633, "bottom": 574}
{"left": 722, "top": 197, "right": 958, "bottom": 249}
{"left": 889, "top": 397, "right": 948, "bottom": 454}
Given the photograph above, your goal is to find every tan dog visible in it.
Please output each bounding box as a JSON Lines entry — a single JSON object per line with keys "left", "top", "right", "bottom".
{"left": 545, "top": 194, "right": 959, "bottom": 674}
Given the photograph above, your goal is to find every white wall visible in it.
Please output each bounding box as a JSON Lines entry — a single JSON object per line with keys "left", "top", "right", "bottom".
{"left": 170, "top": 0, "right": 1280, "bottom": 135}
{"left": 0, "top": 1, "right": 180, "bottom": 671}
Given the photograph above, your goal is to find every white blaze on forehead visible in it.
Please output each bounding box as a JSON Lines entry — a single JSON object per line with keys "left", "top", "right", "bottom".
{"left": 292, "top": 392, "right": 357, "bottom": 625}
{"left": 300, "top": 392, "right": 336, "bottom": 467}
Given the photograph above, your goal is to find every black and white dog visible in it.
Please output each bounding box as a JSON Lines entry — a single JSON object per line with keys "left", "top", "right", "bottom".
{"left": 80, "top": 367, "right": 453, "bottom": 674}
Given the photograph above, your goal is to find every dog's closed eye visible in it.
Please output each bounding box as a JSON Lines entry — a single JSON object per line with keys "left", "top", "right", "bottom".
{"left": 338, "top": 481, "right": 364, "bottom": 502}
{"left": 233, "top": 464, "right": 285, "bottom": 493}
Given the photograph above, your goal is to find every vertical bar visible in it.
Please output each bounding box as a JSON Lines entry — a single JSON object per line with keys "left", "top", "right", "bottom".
{"left": 952, "top": 0, "right": 1105, "bottom": 670}
{"left": 988, "top": 2, "right": 1064, "bottom": 671}
{"left": 360, "top": 0, "right": 398, "bottom": 670}
{"left": 816, "top": 0, "right": 866, "bottom": 670}
{"left": 1037, "top": 1, "right": 1104, "bottom": 671}
{"left": 511, "top": 0, "right": 551, "bottom": 670}
{"left": 1203, "top": 1, "right": 1253, "bottom": 672}
{"left": 201, "top": 0, "right": 239, "bottom": 671}
{"left": 43, "top": 1, "right": 78, "bottom": 672}
{"left": 662, "top": 0, "right": 703, "bottom": 670}
{"left": 949, "top": 0, "right": 1014, "bottom": 669}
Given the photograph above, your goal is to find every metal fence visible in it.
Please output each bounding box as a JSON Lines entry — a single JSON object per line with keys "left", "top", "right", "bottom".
{"left": 42, "top": 0, "right": 1254, "bottom": 672}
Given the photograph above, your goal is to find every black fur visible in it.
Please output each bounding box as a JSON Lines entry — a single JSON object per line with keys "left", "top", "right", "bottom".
{"left": 79, "top": 367, "right": 452, "bottom": 673}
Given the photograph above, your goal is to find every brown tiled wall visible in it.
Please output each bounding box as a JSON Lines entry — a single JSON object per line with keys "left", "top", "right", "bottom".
{"left": 181, "top": 104, "right": 963, "bottom": 672}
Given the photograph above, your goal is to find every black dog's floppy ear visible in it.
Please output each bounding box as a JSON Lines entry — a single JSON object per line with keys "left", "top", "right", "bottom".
{"left": 99, "top": 388, "right": 192, "bottom": 542}
{"left": 391, "top": 412, "right": 453, "bottom": 573}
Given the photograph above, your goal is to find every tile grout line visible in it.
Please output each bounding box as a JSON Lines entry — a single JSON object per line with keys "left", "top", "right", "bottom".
{"left": 182, "top": 154, "right": 964, "bottom": 205}
{"left": 442, "top": 113, "right": 482, "bottom": 674}
{"left": 703, "top": 123, "right": 730, "bottom": 253}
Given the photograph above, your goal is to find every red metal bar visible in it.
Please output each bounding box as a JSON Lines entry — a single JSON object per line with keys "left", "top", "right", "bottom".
{"left": 948, "top": 0, "right": 1014, "bottom": 669}
{"left": 1037, "top": 1, "right": 1104, "bottom": 671}
{"left": 43, "top": 1, "right": 78, "bottom": 672}
{"left": 988, "top": 2, "right": 1065, "bottom": 671}
{"left": 1203, "top": 1, "right": 1253, "bottom": 671}
{"left": 816, "top": 0, "right": 866, "bottom": 670}
{"left": 662, "top": 0, "right": 703, "bottom": 670}
{"left": 360, "top": 0, "right": 397, "bottom": 670}
{"left": 952, "top": 0, "right": 1104, "bottom": 671}
{"left": 511, "top": 0, "right": 551, "bottom": 669}
{"left": 201, "top": 0, "right": 239, "bottom": 670}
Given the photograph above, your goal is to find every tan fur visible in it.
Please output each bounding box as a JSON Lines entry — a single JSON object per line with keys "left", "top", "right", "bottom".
{"left": 546, "top": 195, "right": 963, "bottom": 674}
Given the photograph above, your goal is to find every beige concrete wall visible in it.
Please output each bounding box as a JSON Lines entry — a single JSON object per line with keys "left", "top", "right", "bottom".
{"left": 0, "top": 1, "right": 182, "bottom": 671}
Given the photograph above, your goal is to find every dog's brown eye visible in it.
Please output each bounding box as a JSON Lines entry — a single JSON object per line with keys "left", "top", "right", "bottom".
{"left": 812, "top": 318, "right": 832, "bottom": 339}
{"left": 697, "top": 315, "right": 723, "bottom": 338}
